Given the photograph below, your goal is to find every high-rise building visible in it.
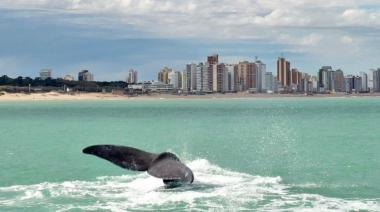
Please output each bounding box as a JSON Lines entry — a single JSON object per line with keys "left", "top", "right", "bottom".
{"left": 318, "top": 66, "right": 333, "bottom": 92}
{"left": 203, "top": 63, "right": 212, "bottom": 93}
{"left": 222, "top": 65, "right": 229, "bottom": 92}
{"left": 212, "top": 63, "right": 225, "bottom": 92}
{"left": 40, "top": 69, "right": 52, "bottom": 80}
{"left": 277, "top": 57, "right": 290, "bottom": 88}
{"left": 158, "top": 67, "right": 171, "bottom": 84}
{"left": 186, "top": 63, "right": 197, "bottom": 91}
{"left": 182, "top": 69, "right": 191, "bottom": 92}
{"left": 334, "top": 69, "right": 345, "bottom": 92}
{"left": 225, "top": 64, "right": 237, "bottom": 92}
{"left": 344, "top": 75, "right": 354, "bottom": 93}
{"left": 311, "top": 76, "right": 318, "bottom": 93}
{"left": 360, "top": 72, "right": 368, "bottom": 92}
{"left": 78, "top": 70, "right": 94, "bottom": 81}
{"left": 300, "top": 73, "right": 311, "bottom": 93}
{"left": 368, "top": 69, "right": 375, "bottom": 91}
{"left": 290, "top": 68, "right": 301, "bottom": 91}
{"left": 291, "top": 68, "right": 299, "bottom": 85}
{"left": 353, "top": 76, "right": 362, "bottom": 93}
{"left": 196, "top": 63, "right": 205, "bottom": 92}
{"left": 237, "top": 61, "right": 255, "bottom": 91}
{"left": 205, "top": 55, "right": 218, "bottom": 92}
{"left": 168, "top": 71, "right": 182, "bottom": 89}
{"left": 197, "top": 63, "right": 204, "bottom": 92}
{"left": 265, "top": 72, "right": 274, "bottom": 92}
{"left": 372, "top": 69, "right": 380, "bottom": 92}
{"left": 329, "top": 70, "right": 336, "bottom": 92}
{"left": 255, "top": 60, "right": 266, "bottom": 92}
{"left": 127, "top": 69, "right": 138, "bottom": 84}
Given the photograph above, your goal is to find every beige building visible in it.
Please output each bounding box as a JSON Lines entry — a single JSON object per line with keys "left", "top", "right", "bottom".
{"left": 212, "top": 64, "right": 225, "bottom": 92}
{"left": 237, "top": 61, "right": 256, "bottom": 91}
{"left": 158, "top": 67, "right": 171, "bottom": 84}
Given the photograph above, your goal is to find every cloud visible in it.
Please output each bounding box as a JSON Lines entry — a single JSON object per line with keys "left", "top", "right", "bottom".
{"left": 0, "top": 0, "right": 380, "bottom": 78}
{"left": 301, "top": 34, "right": 322, "bottom": 46}
{"left": 1, "top": 0, "right": 376, "bottom": 53}
{"left": 1, "top": 1, "right": 380, "bottom": 47}
{"left": 342, "top": 9, "right": 380, "bottom": 26}
{"left": 1, "top": 1, "right": 380, "bottom": 30}
{"left": 341, "top": 36, "right": 353, "bottom": 44}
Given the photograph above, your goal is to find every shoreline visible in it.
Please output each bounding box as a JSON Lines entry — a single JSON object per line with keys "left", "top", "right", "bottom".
{"left": 1, "top": 92, "right": 380, "bottom": 101}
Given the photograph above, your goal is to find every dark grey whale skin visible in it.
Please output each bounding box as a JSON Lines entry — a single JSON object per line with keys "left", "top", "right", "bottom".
{"left": 83, "top": 145, "right": 194, "bottom": 185}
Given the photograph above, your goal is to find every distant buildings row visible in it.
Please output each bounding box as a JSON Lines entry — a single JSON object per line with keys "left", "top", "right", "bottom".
{"left": 37, "top": 55, "right": 380, "bottom": 94}
{"left": 153, "top": 55, "right": 271, "bottom": 94}
{"left": 128, "top": 55, "right": 380, "bottom": 94}
{"left": 39, "top": 69, "right": 93, "bottom": 82}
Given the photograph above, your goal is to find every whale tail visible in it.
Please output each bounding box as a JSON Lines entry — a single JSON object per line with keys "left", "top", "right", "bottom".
{"left": 83, "top": 145, "right": 194, "bottom": 185}
{"left": 82, "top": 145, "right": 156, "bottom": 171}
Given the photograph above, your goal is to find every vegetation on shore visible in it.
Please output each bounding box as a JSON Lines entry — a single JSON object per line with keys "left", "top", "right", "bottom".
{"left": 0, "top": 75, "right": 127, "bottom": 92}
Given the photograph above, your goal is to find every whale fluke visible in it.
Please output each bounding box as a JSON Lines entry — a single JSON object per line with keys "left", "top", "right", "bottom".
{"left": 82, "top": 145, "right": 194, "bottom": 185}
{"left": 148, "top": 152, "right": 194, "bottom": 183}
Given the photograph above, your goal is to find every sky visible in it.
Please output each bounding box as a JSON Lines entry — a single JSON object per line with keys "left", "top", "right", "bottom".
{"left": 0, "top": 0, "right": 379, "bottom": 81}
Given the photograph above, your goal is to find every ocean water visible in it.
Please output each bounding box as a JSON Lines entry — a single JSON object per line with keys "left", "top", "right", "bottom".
{"left": 0, "top": 98, "right": 380, "bottom": 211}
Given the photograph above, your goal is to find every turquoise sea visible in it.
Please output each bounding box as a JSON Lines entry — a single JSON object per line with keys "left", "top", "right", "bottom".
{"left": 0, "top": 98, "right": 380, "bottom": 211}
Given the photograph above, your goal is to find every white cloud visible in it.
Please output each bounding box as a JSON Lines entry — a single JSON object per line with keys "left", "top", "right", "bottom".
{"left": 276, "top": 33, "right": 321, "bottom": 46}
{"left": 0, "top": 0, "right": 379, "bottom": 58}
{"left": 341, "top": 36, "right": 353, "bottom": 44}
{"left": 253, "top": 9, "right": 311, "bottom": 27}
{"left": 1, "top": 0, "right": 379, "bottom": 29}
{"left": 301, "top": 34, "right": 322, "bottom": 46}
{"left": 342, "top": 9, "right": 380, "bottom": 26}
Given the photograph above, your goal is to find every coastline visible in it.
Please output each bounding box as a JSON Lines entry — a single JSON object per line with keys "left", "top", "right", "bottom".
{"left": 1, "top": 91, "right": 380, "bottom": 101}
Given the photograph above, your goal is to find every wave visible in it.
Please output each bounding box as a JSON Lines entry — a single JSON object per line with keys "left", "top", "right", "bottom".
{"left": 0, "top": 159, "right": 379, "bottom": 211}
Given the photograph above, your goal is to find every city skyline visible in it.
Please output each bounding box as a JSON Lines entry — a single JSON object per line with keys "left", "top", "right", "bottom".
{"left": 1, "top": 54, "right": 379, "bottom": 82}
{"left": 0, "top": 1, "right": 380, "bottom": 81}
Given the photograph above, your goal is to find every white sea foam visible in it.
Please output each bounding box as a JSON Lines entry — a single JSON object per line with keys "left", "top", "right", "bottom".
{"left": 0, "top": 159, "right": 379, "bottom": 211}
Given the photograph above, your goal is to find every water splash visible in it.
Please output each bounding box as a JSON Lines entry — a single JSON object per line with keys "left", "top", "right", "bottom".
{"left": 0, "top": 159, "right": 379, "bottom": 211}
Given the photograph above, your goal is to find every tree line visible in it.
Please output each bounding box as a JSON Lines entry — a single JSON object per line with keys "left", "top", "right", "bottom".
{"left": 0, "top": 75, "right": 128, "bottom": 92}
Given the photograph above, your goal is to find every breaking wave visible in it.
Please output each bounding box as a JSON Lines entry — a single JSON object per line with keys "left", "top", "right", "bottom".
{"left": 0, "top": 159, "right": 379, "bottom": 211}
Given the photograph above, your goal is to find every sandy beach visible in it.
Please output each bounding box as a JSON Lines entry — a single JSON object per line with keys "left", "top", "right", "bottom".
{"left": 1, "top": 91, "right": 380, "bottom": 101}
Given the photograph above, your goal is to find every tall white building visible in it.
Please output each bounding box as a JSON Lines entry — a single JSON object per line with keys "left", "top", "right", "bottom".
{"left": 368, "top": 69, "right": 375, "bottom": 91}
{"left": 265, "top": 72, "right": 274, "bottom": 92}
{"left": 311, "top": 76, "right": 318, "bottom": 92}
{"left": 222, "top": 65, "right": 229, "bottom": 92}
{"left": 328, "top": 70, "right": 336, "bottom": 92}
{"left": 255, "top": 60, "right": 266, "bottom": 92}
{"left": 360, "top": 72, "right": 368, "bottom": 92}
{"left": 169, "top": 71, "right": 182, "bottom": 89}
{"left": 127, "top": 69, "right": 138, "bottom": 84}
{"left": 186, "top": 63, "right": 197, "bottom": 92}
